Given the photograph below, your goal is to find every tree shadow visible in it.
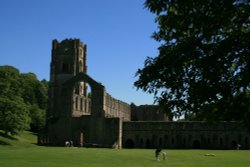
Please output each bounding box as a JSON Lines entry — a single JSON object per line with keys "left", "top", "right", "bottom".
{"left": 0, "top": 140, "right": 10, "bottom": 145}
{"left": 0, "top": 131, "right": 17, "bottom": 140}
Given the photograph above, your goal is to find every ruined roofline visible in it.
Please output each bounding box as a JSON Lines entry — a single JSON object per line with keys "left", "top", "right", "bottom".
{"left": 52, "top": 38, "right": 85, "bottom": 46}
{"left": 123, "top": 120, "right": 243, "bottom": 124}
{"left": 104, "top": 91, "right": 130, "bottom": 107}
{"left": 131, "top": 103, "right": 159, "bottom": 107}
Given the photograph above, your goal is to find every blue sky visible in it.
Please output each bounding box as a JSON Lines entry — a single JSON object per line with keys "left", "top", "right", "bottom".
{"left": 0, "top": 0, "right": 159, "bottom": 105}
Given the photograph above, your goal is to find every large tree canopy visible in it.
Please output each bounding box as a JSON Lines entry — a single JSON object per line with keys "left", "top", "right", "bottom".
{"left": 135, "top": 0, "right": 250, "bottom": 124}
{"left": 0, "top": 66, "right": 48, "bottom": 134}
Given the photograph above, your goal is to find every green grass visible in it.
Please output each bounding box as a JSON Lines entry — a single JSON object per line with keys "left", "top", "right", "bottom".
{"left": 0, "top": 130, "right": 37, "bottom": 147}
{"left": 1, "top": 131, "right": 250, "bottom": 167}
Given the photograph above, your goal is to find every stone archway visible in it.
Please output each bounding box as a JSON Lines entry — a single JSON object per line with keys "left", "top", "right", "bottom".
{"left": 80, "top": 132, "right": 85, "bottom": 147}
{"left": 193, "top": 140, "right": 200, "bottom": 149}
{"left": 146, "top": 139, "right": 151, "bottom": 148}
{"left": 231, "top": 140, "right": 237, "bottom": 149}
{"left": 62, "top": 72, "right": 105, "bottom": 117}
{"left": 125, "top": 139, "right": 135, "bottom": 148}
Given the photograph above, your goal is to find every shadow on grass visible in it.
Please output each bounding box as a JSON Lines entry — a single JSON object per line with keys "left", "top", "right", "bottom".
{"left": 0, "top": 140, "right": 10, "bottom": 145}
{"left": 0, "top": 131, "right": 17, "bottom": 140}
{"left": 28, "top": 131, "right": 38, "bottom": 136}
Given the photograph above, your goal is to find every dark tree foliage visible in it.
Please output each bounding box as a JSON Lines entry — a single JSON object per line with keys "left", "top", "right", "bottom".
{"left": 20, "top": 73, "right": 48, "bottom": 132}
{"left": 135, "top": 0, "right": 250, "bottom": 125}
{"left": 29, "top": 104, "right": 46, "bottom": 132}
{"left": 0, "top": 66, "right": 48, "bottom": 134}
{"left": 0, "top": 66, "right": 30, "bottom": 135}
{"left": 20, "top": 73, "right": 48, "bottom": 110}
{"left": 0, "top": 96, "right": 30, "bottom": 135}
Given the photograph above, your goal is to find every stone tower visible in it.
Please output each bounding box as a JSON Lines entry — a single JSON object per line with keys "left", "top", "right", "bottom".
{"left": 41, "top": 38, "right": 125, "bottom": 147}
{"left": 48, "top": 39, "right": 89, "bottom": 119}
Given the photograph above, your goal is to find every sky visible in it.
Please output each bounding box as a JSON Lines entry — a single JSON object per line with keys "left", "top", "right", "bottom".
{"left": 0, "top": 0, "right": 159, "bottom": 105}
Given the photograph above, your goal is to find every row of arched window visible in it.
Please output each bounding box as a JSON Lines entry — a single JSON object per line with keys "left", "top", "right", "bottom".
{"left": 124, "top": 134, "right": 249, "bottom": 149}
{"left": 74, "top": 96, "right": 91, "bottom": 113}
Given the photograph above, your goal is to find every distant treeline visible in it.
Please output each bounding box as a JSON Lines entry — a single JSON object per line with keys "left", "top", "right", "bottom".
{"left": 0, "top": 65, "right": 48, "bottom": 135}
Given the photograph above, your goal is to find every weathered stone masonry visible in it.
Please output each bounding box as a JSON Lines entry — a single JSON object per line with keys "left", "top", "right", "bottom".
{"left": 123, "top": 121, "right": 250, "bottom": 149}
{"left": 39, "top": 39, "right": 250, "bottom": 149}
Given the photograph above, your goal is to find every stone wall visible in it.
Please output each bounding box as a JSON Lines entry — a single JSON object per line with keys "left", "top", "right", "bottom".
{"left": 130, "top": 104, "right": 169, "bottom": 121}
{"left": 39, "top": 117, "right": 121, "bottom": 147}
{"left": 122, "top": 121, "right": 250, "bottom": 149}
{"left": 72, "top": 94, "right": 91, "bottom": 116}
{"left": 103, "top": 92, "right": 131, "bottom": 121}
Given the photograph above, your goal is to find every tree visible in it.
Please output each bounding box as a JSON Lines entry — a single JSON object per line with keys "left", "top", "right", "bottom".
{"left": 0, "top": 66, "right": 30, "bottom": 135}
{"left": 20, "top": 73, "right": 48, "bottom": 109}
{"left": 0, "top": 65, "right": 48, "bottom": 134}
{"left": 29, "top": 104, "right": 46, "bottom": 132}
{"left": 0, "top": 66, "right": 23, "bottom": 97}
{"left": 135, "top": 0, "right": 250, "bottom": 125}
{"left": 20, "top": 73, "right": 48, "bottom": 132}
{"left": 0, "top": 96, "right": 30, "bottom": 135}
{"left": 20, "top": 73, "right": 38, "bottom": 105}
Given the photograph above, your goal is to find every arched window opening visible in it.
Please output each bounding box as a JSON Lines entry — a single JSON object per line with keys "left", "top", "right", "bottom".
{"left": 232, "top": 141, "right": 237, "bottom": 149}
{"left": 245, "top": 137, "right": 248, "bottom": 145}
{"left": 238, "top": 134, "right": 242, "bottom": 143}
{"left": 79, "top": 60, "right": 83, "bottom": 72}
{"left": 164, "top": 135, "right": 169, "bottom": 145}
{"left": 188, "top": 135, "right": 192, "bottom": 142}
{"left": 80, "top": 98, "right": 83, "bottom": 111}
{"left": 125, "top": 139, "right": 134, "bottom": 148}
{"left": 183, "top": 138, "right": 186, "bottom": 145}
{"left": 159, "top": 138, "right": 162, "bottom": 146}
{"left": 207, "top": 138, "right": 210, "bottom": 144}
{"left": 140, "top": 138, "right": 144, "bottom": 145}
{"left": 80, "top": 132, "right": 85, "bottom": 147}
{"left": 62, "top": 63, "right": 70, "bottom": 73}
{"left": 193, "top": 140, "right": 200, "bottom": 149}
{"left": 73, "top": 81, "right": 92, "bottom": 116}
{"left": 152, "top": 135, "right": 157, "bottom": 147}
{"left": 75, "top": 97, "right": 78, "bottom": 109}
{"left": 220, "top": 138, "right": 223, "bottom": 145}
{"left": 171, "top": 138, "right": 175, "bottom": 144}
{"left": 146, "top": 139, "right": 151, "bottom": 149}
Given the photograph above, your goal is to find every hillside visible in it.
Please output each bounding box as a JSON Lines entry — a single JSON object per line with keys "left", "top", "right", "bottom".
{"left": 0, "top": 130, "right": 37, "bottom": 147}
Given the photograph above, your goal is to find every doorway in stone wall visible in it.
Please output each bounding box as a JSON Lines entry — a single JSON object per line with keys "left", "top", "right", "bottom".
{"left": 231, "top": 140, "right": 237, "bottom": 149}
{"left": 193, "top": 140, "right": 200, "bottom": 149}
{"left": 125, "top": 139, "right": 134, "bottom": 148}
{"left": 80, "top": 132, "right": 85, "bottom": 147}
{"left": 146, "top": 139, "right": 151, "bottom": 148}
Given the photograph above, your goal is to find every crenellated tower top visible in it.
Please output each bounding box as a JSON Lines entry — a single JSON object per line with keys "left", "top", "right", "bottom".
{"left": 50, "top": 38, "right": 87, "bottom": 82}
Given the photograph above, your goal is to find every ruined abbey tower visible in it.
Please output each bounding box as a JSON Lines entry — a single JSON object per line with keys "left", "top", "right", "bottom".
{"left": 49, "top": 39, "right": 89, "bottom": 118}
{"left": 42, "top": 39, "right": 134, "bottom": 147}
{"left": 39, "top": 39, "right": 250, "bottom": 149}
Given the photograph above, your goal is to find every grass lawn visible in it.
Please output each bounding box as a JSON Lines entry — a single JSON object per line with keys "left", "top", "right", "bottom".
{"left": 0, "top": 131, "right": 250, "bottom": 167}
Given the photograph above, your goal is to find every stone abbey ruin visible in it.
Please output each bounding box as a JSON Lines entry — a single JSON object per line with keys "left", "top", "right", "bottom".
{"left": 39, "top": 39, "right": 250, "bottom": 149}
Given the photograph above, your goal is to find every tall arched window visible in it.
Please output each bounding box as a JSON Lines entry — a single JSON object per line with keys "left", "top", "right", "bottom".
{"left": 245, "top": 137, "right": 248, "bottom": 145}
{"left": 75, "top": 96, "right": 78, "bottom": 109}
{"left": 62, "top": 63, "right": 70, "bottom": 73}
{"left": 220, "top": 138, "right": 223, "bottom": 145}
{"left": 79, "top": 60, "right": 83, "bottom": 72}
